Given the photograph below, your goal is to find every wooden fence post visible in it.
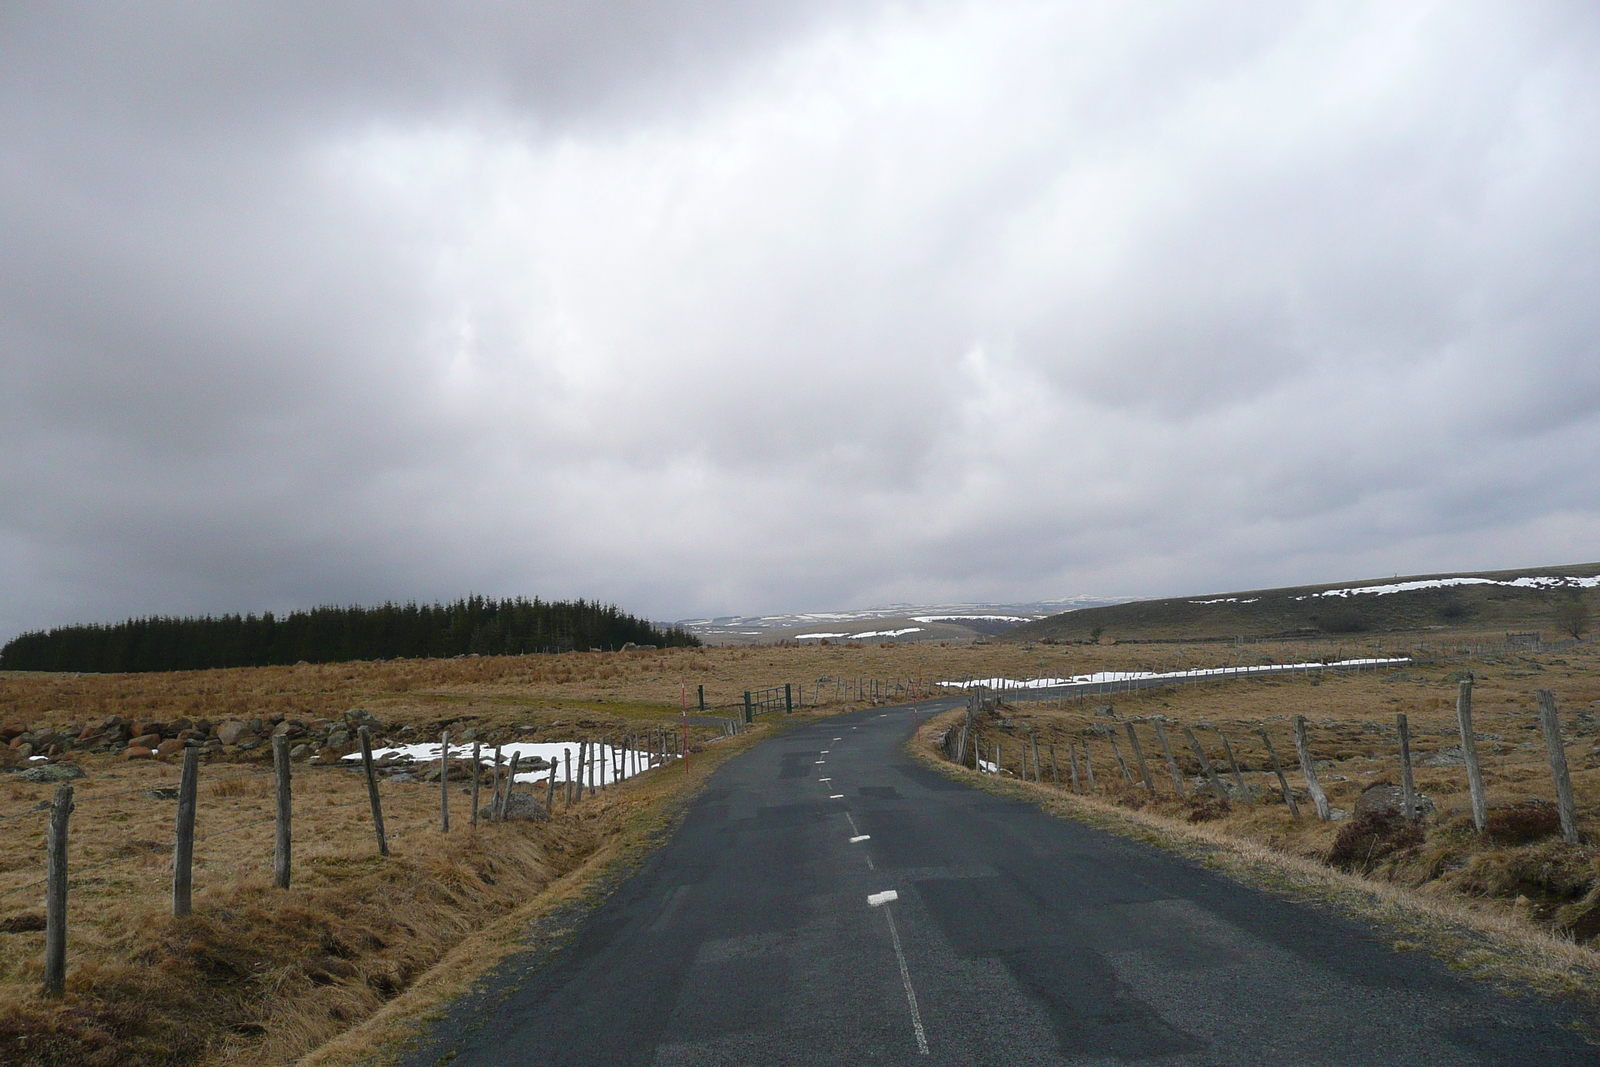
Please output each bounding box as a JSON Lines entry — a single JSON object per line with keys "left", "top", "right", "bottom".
{"left": 1256, "top": 727, "right": 1299, "bottom": 816}
{"left": 786, "top": 683, "right": 793, "bottom": 714}
{"left": 546, "top": 764, "right": 557, "bottom": 812}
{"left": 588, "top": 741, "right": 597, "bottom": 797}
{"left": 1049, "top": 744, "right": 1059, "bottom": 785}
{"left": 1067, "top": 742, "right": 1082, "bottom": 793}
{"left": 501, "top": 753, "right": 521, "bottom": 819}
{"left": 1293, "top": 716, "right": 1330, "bottom": 822}
{"left": 1217, "top": 731, "right": 1247, "bottom": 799}
{"left": 43, "top": 783, "right": 73, "bottom": 996}
{"left": 564, "top": 749, "right": 573, "bottom": 810}
{"left": 272, "top": 734, "right": 292, "bottom": 888}
{"left": 470, "top": 740, "right": 482, "bottom": 827}
{"left": 1396, "top": 713, "right": 1416, "bottom": 820}
{"left": 1152, "top": 720, "right": 1187, "bottom": 796}
{"left": 1536, "top": 690, "right": 1579, "bottom": 844}
{"left": 1125, "top": 723, "right": 1154, "bottom": 790}
{"left": 1456, "top": 677, "right": 1488, "bottom": 833}
{"left": 172, "top": 745, "right": 200, "bottom": 917}
{"left": 1183, "top": 727, "right": 1228, "bottom": 800}
{"left": 1032, "top": 737, "right": 1042, "bottom": 782}
{"left": 439, "top": 731, "right": 451, "bottom": 834}
{"left": 358, "top": 727, "right": 388, "bottom": 856}
{"left": 1082, "top": 742, "right": 1097, "bottom": 793}
{"left": 1109, "top": 736, "right": 1134, "bottom": 785}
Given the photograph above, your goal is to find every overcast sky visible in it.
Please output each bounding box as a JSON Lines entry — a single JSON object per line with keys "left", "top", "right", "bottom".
{"left": 3, "top": 1, "right": 1599, "bottom": 636}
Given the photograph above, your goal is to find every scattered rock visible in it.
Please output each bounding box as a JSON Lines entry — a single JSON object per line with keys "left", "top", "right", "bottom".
{"left": 156, "top": 738, "right": 186, "bottom": 757}
{"left": 1353, "top": 782, "right": 1435, "bottom": 818}
{"left": 217, "top": 720, "right": 252, "bottom": 745}
{"left": 498, "top": 792, "right": 550, "bottom": 821}
{"left": 15, "top": 764, "right": 86, "bottom": 783}
{"left": 124, "top": 747, "right": 155, "bottom": 760}
{"left": 289, "top": 744, "right": 310, "bottom": 761}
{"left": 1422, "top": 746, "right": 1466, "bottom": 767}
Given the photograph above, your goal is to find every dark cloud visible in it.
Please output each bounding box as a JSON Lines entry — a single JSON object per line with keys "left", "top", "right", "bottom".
{"left": 4, "top": 1, "right": 1600, "bottom": 639}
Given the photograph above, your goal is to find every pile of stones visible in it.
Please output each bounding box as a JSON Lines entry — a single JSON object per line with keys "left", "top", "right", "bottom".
{"left": 1, "top": 707, "right": 390, "bottom": 764}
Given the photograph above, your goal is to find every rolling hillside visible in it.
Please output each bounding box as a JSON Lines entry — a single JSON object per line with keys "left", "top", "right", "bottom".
{"left": 1009, "top": 562, "right": 1600, "bottom": 644}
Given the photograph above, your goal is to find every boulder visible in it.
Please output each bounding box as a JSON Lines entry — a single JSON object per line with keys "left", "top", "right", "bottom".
{"left": 130, "top": 733, "right": 162, "bottom": 750}
{"left": 1353, "top": 782, "right": 1435, "bottom": 818}
{"left": 498, "top": 792, "right": 551, "bottom": 821}
{"left": 16, "top": 764, "right": 86, "bottom": 783}
{"left": 156, "top": 738, "right": 186, "bottom": 757}
{"left": 217, "top": 720, "right": 252, "bottom": 745}
{"left": 289, "top": 743, "right": 310, "bottom": 760}
{"left": 0, "top": 723, "right": 24, "bottom": 742}
{"left": 124, "top": 746, "right": 155, "bottom": 760}
{"left": 1423, "top": 746, "right": 1466, "bottom": 767}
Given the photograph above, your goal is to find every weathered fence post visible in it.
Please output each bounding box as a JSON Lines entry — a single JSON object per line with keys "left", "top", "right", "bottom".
{"left": 1396, "top": 713, "right": 1416, "bottom": 820}
{"left": 1109, "top": 736, "right": 1134, "bottom": 785}
{"left": 1256, "top": 727, "right": 1299, "bottom": 816}
{"left": 1067, "top": 741, "right": 1082, "bottom": 792}
{"left": 588, "top": 741, "right": 598, "bottom": 797}
{"left": 1183, "top": 727, "right": 1228, "bottom": 800}
{"left": 1050, "top": 744, "right": 1059, "bottom": 785}
{"left": 1032, "top": 737, "right": 1042, "bottom": 782}
{"left": 545, "top": 765, "right": 557, "bottom": 813}
{"left": 1152, "top": 720, "right": 1187, "bottom": 796}
{"left": 1456, "top": 677, "right": 1488, "bottom": 833}
{"left": 1536, "top": 690, "right": 1579, "bottom": 844}
{"left": 43, "top": 783, "right": 73, "bottom": 996}
{"left": 564, "top": 748, "right": 573, "bottom": 809}
{"left": 1217, "top": 731, "right": 1247, "bottom": 798}
{"left": 358, "top": 726, "right": 388, "bottom": 856}
{"left": 470, "top": 739, "right": 482, "bottom": 826}
{"left": 502, "top": 751, "right": 521, "bottom": 819}
{"left": 503, "top": 753, "right": 521, "bottom": 816}
{"left": 273, "top": 734, "right": 292, "bottom": 888}
{"left": 439, "top": 730, "right": 451, "bottom": 833}
{"left": 1125, "top": 723, "right": 1154, "bottom": 790}
{"left": 1293, "top": 716, "right": 1330, "bottom": 822}
{"left": 172, "top": 745, "right": 200, "bottom": 917}
{"left": 1082, "top": 742, "right": 1097, "bottom": 793}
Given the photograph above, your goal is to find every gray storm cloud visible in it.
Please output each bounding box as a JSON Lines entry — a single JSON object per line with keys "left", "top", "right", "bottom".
{"left": 3, "top": 0, "right": 1599, "bottom": 637}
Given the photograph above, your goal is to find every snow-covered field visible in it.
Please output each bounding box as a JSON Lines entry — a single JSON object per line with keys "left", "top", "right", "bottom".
{"left": 938, "top": 657, "right": 1410, "bottom": 692}
{"left": 794, "top": 627, "right": 925, "bottom": 640}
{"left": 342, "top": 740, "right": 670, "bottom": 785}
{"left": 1302, "top": 575, "right": 1600, "bottom": 599}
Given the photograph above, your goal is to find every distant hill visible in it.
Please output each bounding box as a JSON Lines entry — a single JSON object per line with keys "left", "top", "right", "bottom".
{"left": 1008, "top": 563, "right": 1600, "bottom": 644}
{"left": 675, "top": 597, "right": 1138, "bottom": 646}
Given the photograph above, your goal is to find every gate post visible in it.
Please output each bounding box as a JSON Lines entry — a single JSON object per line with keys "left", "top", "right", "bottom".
{"left": 785, "top": 683, "right": 793, "bottom": 714}
{"left": 744, "top": 691, "right": 753, "bottom": 724}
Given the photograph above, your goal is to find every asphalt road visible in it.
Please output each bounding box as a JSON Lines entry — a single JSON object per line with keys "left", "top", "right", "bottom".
{"left": 401, "top": 702, "right": 1593, "bottom": 1066}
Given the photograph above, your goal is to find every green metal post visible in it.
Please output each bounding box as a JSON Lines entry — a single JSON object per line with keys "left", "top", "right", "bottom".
{"left": 744, "top": 691, "right": 753, "bottom": 724}
{"left": 785, "top": 683, "right": 793, "bottom": 714}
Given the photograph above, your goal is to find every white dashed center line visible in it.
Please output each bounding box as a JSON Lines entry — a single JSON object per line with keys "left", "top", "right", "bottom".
{"left": 830, "top": 794, "right": 844, "bottom": 799}
{"left": 850, "top": 835, "right": 871, "bottom": 843}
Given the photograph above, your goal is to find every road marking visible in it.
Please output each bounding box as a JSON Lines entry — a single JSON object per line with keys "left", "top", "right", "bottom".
{"left": 820, "top": 750, "right": 829, "bottom": 753}
{"left": 851, "top": 835, "right": 871, "bottom": 843}
{"left": 883, "top": 904, "right": 929, "bottom": 1055}
{"left": 815, "top": 760, "right": 826, "bottom": 764}
{"left": 830, "top": 794, "right": 844, "bottom": 799}
{"left": 833, "top": 737, "right": 842, "bottom": 741}
{"left": 845, "top": 812, "right": 861, "bottom": 834}
{"left": 867, "top": 890, "right": 898, "bottom": 907}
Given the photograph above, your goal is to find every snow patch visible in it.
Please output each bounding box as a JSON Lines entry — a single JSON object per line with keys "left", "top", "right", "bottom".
{"left": 342, "top": 740, "right": 668, "bottom": 785}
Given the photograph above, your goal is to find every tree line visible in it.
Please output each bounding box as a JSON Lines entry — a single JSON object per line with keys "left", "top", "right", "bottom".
{"left": 0, "top": 596, "right": 700, "bottom": 673}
